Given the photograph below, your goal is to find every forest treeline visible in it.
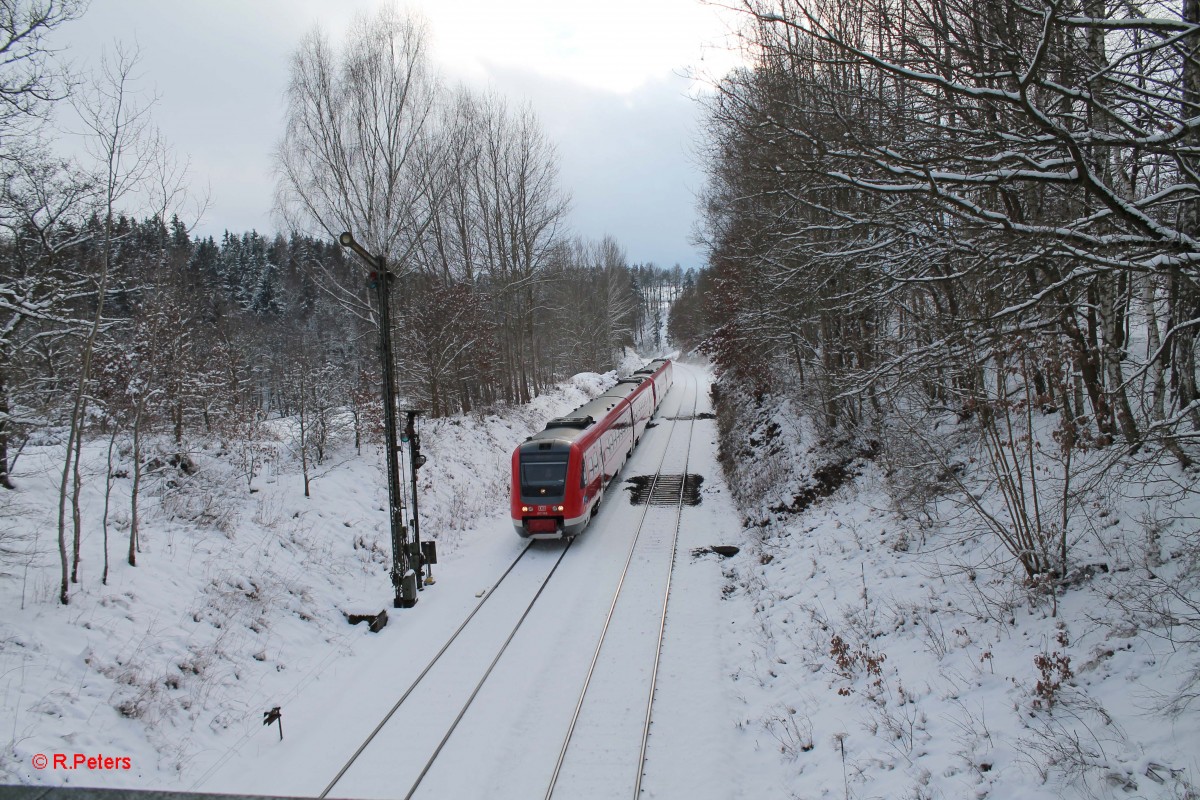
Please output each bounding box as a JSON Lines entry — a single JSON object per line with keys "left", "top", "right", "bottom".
{"left": 673, "top": 0, "right": 1200, "bottom": 585}
{"left": 0, "top": 1, "right": 685, "bottom": 603}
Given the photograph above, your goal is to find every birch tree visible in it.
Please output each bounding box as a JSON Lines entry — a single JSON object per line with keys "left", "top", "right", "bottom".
{"left": 57, "top": 45, "right": 180, "bottom": 602}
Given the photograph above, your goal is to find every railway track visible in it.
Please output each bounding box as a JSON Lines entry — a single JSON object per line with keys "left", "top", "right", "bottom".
{"left": 544, "top": 367, "right": 699, "bottom": 800}
{"left": 319, "top": 365, "right": 703, "bottom": 800}
{"left": 318, "top": 540, "right": 573, "bottom": 799}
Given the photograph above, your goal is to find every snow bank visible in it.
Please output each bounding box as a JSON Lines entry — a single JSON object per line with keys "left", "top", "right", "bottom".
{"left": 713, "top": 381, "right": 1200, "bottom": 798}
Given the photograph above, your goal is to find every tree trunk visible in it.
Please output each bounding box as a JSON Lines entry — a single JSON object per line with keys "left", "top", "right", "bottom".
{"left": 0, "top": 365, "right": 13, "bottom": 490}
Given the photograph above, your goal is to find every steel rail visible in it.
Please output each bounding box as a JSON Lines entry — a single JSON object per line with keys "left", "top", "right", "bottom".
{"left": 544, "top": 367, "right": 700, "bottom": 800}
{"left": 401, "top": 539, "right": 576, "bottom": 799}
{"left": 633, "top": 369, "right": 699, "bottom": 798}
{"left": 320, "top": 542, "right": 537, "bottom": 799}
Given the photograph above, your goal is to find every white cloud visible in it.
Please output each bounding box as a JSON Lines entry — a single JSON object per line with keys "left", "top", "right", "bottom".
{"left": 55, "top": 0, "right": 745, "bottom": 265}
{"left": 421, "top": 0, "right": 741, "bottom": 94}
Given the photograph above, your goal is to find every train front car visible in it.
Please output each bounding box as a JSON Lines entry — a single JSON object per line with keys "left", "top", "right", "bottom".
{"left": 511, "top": 429, "right": 583, "bottom": 539}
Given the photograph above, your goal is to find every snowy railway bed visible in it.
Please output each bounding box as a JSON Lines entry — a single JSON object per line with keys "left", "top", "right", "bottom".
{"left": 321, "top": 366, "right": 705, "bottom": 800}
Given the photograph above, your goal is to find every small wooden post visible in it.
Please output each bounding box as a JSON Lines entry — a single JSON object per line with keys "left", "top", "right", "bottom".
{"left": 263, "top": 706, "right": 282, "bottom": 741}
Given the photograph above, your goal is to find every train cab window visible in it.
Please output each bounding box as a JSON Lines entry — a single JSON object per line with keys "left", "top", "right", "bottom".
{"left": 521, "top": 458, "right": 568, "bottom": 498}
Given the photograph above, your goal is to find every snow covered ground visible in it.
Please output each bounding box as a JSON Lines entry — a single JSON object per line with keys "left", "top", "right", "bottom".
{"left": 716, "top": 393, "right": 1200, "bottom": 799}
{"left": 2, "top": 357, "right": 1198, "bottom": 799}
{"left": 0, "top": 366, "right": 631, "bottom": 792}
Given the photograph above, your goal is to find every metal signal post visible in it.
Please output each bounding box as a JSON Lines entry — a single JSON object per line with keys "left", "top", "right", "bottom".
{"left": 402, "top": 410, "right": 435, "bottom": 585}
{"left": 338, "top": 231, "right": 418, "bottom": 609}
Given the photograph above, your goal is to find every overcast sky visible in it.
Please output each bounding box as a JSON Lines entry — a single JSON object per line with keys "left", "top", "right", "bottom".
{"left": 57, "top": 1, "right": 746, "bottom": 270}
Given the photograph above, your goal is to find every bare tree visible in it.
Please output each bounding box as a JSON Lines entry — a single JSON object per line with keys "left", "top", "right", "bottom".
{"left": 0, "top": 0, "right": 82, "bottom": 142}
{"left": 699, "top": 0, "right": 1200, "bottom": 584}
{"left": 0, "top": 147, "right": 91, "bottom": 489}
{"left": 0, "top": 0, "right": 86, "bottom": 489}
{"left": 56, "top": 44, "right": 182, "bottom": 603}
{"left": 276, "top": 6, "right": 441, "bottom": 275}
{"left": 468, "top": 92, "right": 570, "bottom": 403}
{"left": 705, "top": 0, "right": 1200, "bottom": 436}
{"left": 304, "top": 78, "right": 576, "bottom": 415}
{"left": 277, "top": 8, "right": 631, "bottom": 419}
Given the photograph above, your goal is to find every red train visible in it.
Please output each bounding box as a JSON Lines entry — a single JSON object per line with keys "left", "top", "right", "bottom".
{"left": 511, "top": 359, "right": 673, "bottom": 538}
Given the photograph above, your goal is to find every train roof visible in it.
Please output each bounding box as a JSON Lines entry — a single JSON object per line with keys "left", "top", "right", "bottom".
{"left": 524, "top": 366, "right": 663, "bottom": 447}
{"left": 524, "top": 423, "right": 590, "bottom": 448}
{"left": 633, "top": 357, "right": 672, "bottom": 374}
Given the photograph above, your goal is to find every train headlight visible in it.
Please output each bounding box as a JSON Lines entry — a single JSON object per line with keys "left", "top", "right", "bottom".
{"left": 521, "top": 506, "right": 531, "bottom": 513}
{"left": 554, "top": 505, "right": 564, "bottom": 512}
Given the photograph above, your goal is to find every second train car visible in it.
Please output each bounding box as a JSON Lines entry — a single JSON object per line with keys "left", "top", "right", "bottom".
{"left": 511, "top": 359, "right": 673, "bottom": 538}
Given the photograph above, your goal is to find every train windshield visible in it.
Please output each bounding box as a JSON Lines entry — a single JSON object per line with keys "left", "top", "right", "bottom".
{"left": 521, "top": 456, "right": 568, "bottom": 498}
